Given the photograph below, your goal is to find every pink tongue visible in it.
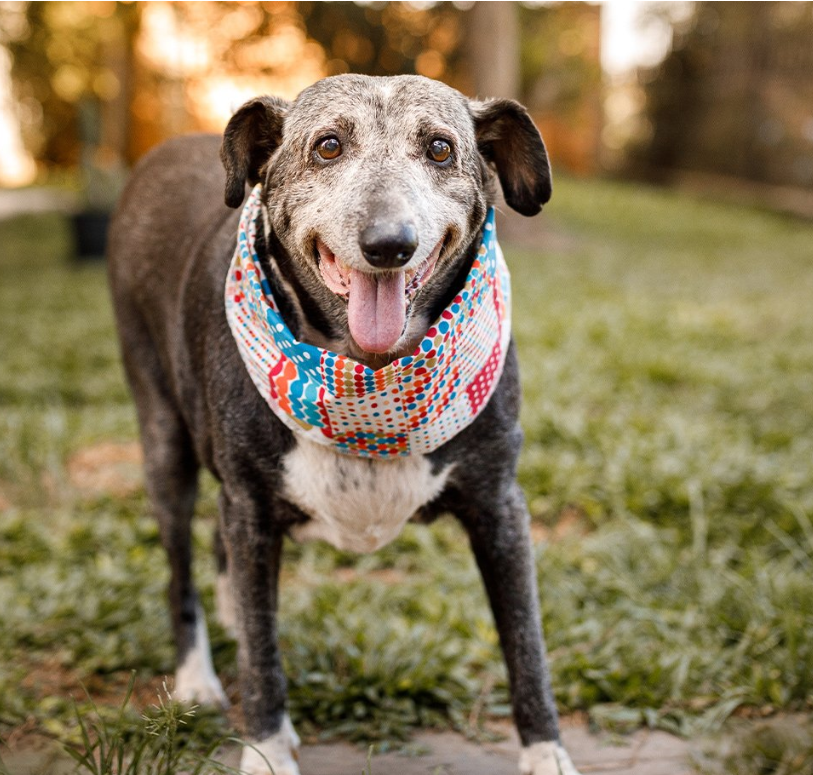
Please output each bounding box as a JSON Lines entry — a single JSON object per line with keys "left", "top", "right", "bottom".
{"left": 347, "top": 269, "right": 406, "bottom": 354}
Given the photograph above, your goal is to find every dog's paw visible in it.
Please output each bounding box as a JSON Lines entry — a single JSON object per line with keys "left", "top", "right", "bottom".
{"left": 519, "top": 741, "right": 582, "bottom": 775}
{"left": 173, "top": 608, "right": 230, "bottom": 708}
{"left": 173, "top": 660, "right": 229, "bottom": 709}
{"left": 239, "top": 715, "right": 301, "bottom": 775}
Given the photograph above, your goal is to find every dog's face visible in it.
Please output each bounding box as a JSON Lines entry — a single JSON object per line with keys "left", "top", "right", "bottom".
{"left": 221, "top": 75, "right": 550, "bottom": 365}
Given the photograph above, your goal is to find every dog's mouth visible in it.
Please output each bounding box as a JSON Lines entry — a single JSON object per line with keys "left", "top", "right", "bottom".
{"left": 315, "top": 237, "right": 445, "bottom": 354}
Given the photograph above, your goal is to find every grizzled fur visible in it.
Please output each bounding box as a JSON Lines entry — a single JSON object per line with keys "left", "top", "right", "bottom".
{"left": 108, "top": 75, "right": 570, "bottom": 774}
{"left": 221, "top": 76, "right": 549, "bottom": 366}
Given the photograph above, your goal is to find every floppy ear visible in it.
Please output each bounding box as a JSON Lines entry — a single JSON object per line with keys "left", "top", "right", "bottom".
{"left": 470, "top": 98, "right": 552, "bottom": 216}
{"left": 220, "top": 95, "right": 290, "bottom": 209}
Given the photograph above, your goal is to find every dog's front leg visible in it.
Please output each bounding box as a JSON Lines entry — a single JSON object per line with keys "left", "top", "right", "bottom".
{"left": 460, "top": 482, "right": 582, "bottom": 775}
{"left": 219, "top": 487, "right": 301, "bottom": 775}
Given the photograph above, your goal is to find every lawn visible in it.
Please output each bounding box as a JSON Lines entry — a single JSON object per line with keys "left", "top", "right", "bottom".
{"left": 1, "top": 177, "right": 812, "bottom": 768}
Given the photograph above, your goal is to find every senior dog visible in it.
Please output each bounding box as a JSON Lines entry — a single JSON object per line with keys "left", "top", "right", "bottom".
{"left": 108, "top": 74, "right": 580, "bottom": 775}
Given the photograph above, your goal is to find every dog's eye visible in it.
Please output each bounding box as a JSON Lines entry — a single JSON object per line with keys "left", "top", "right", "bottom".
{"left": 316, "top": 136, "right": 342, "bottom": 160}
{"left": 427, "top": 139, "right": 452, "bottom": 165}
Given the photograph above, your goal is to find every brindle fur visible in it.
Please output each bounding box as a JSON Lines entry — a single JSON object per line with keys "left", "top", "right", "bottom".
{"left": 108, "top": 75, "right": 574, "bottom": 774}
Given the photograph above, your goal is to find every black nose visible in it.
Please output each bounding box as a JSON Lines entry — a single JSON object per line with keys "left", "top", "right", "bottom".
{"left": 359, "top": 222, "right": 418, "bottom": 268}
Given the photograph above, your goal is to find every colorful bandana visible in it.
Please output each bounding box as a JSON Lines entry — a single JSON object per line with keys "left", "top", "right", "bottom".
{"left": 225, "top": 185, "right": 511, "bottom": 459}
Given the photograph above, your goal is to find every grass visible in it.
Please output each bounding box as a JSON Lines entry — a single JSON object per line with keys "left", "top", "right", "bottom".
{"left": 1, "top": 176, "right": 813, "bottom": 771}
{"left": 693, "top": 717, "right": 813, "bottom": 775}
{"left": 61, "top": 676, "right": 236, "bottom": 775}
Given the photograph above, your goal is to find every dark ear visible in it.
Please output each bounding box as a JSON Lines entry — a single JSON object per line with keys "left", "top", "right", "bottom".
{"left": 220, "top": 95, "right": 290, "bottom": 209}
{"left": 470, "top": 98, "right": 552, "bottom": 216}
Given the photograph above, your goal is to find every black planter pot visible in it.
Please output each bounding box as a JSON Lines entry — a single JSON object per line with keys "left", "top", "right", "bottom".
{"left": 72, "top": 210, "right": 110, "bottom": 260}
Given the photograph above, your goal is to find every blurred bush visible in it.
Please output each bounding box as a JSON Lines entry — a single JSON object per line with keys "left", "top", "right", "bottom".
{"left": 626, "top": 1, "right": 813, "bottom": 190}
{"left": 3, "top": 1, "right": 602, "bottom": 179}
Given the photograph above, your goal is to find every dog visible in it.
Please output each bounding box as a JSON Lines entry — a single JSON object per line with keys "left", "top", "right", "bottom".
{"left": 108, "top": 74, "right": 581, "bottom": 775}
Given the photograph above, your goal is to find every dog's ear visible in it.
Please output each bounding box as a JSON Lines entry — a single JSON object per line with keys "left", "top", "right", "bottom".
{"left": 220, "top": 95, "right": 290, "bottom": 209}
{"left": 470, "top": 98, "right": 552, "bottom": 216}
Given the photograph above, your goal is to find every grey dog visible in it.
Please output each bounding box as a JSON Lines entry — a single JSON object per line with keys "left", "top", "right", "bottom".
{"left": 108, "top": 74, "right": 581, "bottom": 775}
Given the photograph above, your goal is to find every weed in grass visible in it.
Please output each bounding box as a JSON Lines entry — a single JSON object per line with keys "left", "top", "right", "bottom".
{"left": 362, "top": 745, "right": 374, "bottom": 775}
{"left": 63, "top": 674, "right": 241, "bottom": 775}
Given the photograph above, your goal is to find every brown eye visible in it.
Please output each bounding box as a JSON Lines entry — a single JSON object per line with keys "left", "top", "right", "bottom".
{"left": 316, "top": 136, "right": 342, "bottom": 160}
{"left": 427, "top": 138, "right": 452, "bottom": 164}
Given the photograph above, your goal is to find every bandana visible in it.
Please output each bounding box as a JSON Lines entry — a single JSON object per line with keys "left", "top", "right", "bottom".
{"left": 225, "top": 185, "right": 511, "bottom": 459}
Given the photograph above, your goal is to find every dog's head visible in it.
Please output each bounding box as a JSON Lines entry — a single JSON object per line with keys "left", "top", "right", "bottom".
{"left": 221, "top": 75, "right": 550, "bottom": 365}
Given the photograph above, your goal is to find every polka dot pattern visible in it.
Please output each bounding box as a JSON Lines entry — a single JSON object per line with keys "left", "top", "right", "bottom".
{"left": 225, "top": 185, "right": 511, "bottom": 458}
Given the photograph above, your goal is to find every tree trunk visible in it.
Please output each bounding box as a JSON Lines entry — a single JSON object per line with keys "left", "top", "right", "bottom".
{"left": 466, "top": 2, "right": 520, "bottom": 100}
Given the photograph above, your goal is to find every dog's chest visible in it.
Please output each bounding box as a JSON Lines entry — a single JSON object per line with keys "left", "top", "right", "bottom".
{"left": 282, "top": 438, "right": 451, "bottom": 553}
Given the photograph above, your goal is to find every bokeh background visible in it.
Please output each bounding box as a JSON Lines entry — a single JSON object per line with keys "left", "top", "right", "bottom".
{"left": 3, "top": 2, "right": 813, "bottom": 208}
{"left": 1, "top": 3, "right": 813, "bottom": 775}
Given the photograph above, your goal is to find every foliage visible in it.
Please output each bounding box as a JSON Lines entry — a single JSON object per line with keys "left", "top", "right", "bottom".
{"left": 630, "top": 2, "right": 813, "bottom": 187}
{"left": 694, "top": 718, "right": 813, "bottom": 775}
{"left": 518, "top": 2, "right": 601, "bottom": 113}
{"left": 5, "top": 2, "right": 602, "bottom": 175}
{"left": 1, "top": 176, "right": 813, "bottom": 768}
{"left": 5, "top": 1, "right": 468, "bottom": 167}
{"left": 5, "top": 2, "right": 140, "bottom": 166}
{"left": 299, "top": 1, "right": 465, "bottom": 80}
{"left": 513, "top": 178, "right": 813, "bottom": 547}
{"left": 63, "top": 674, "right": 248, "bottom": 775}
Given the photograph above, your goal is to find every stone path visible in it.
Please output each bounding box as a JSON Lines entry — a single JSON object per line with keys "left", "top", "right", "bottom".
{"left": 2, "top": 724, "right": 695, "bottom": 775}
{"left": 217, "top": 725, "right": 694, "bottom": 775}
{"left": 0, "top": 187, "right": 79, "bottom": 220}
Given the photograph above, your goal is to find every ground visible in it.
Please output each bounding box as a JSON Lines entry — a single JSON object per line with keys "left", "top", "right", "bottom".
{"left": 4, "top": 724, "right": 694, "bottom": 775}
{"left": 1, "top": 176, "right": 813, "bottom": 774}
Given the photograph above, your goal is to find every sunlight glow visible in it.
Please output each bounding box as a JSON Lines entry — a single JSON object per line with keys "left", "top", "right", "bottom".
{"left": 601, "top": 0, "right": 694, "bottom": 76}
{"left": 0, "top": 46, "right": 36, "bottom": 186}
{"left": 137, "top": 2, "right": 327, "bottom": 131}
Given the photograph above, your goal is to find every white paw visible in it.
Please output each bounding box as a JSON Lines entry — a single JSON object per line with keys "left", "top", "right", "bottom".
{"left": 519, "top": 741, "right": 582, "bottom": 775}
{"left": 215, "top": 572, "right": 238, "bottom": 638}
{"left": 240, "top": 715, "right": 301, "bottom": 775}
{"left": 173, "top": 609, "right": 229, "bottom": 708}
{"left": 174, "top": 665, "right": 229, "bottom": 708}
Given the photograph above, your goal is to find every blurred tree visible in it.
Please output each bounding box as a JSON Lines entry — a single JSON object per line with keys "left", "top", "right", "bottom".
{"left": 7, "top": 1, "right": 140, "bottom": 167}
{"left": 517, "top": 2, "right": 602, "bottom": 175}
{"left": 466, "top": 2, "right": 519, "bottom": 100}
{"left": 631, "top": 1, "right": 813, "bottom": 188}
{"left": 5, "top": 1, "right": 603, "bottom": 176}
{"left": 299, "top": 1, "right": 466, "bottom": 85}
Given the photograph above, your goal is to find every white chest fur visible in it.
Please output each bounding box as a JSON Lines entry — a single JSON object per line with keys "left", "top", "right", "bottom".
{"left": 282, "top": 438, "right": 451, "bottom": 553}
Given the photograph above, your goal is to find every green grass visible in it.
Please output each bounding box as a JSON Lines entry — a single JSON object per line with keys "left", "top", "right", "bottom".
{"left": 1, "top": 177, "right": 813, "bottom": 770}
{"left": 694, "top": 718, "right": 813, "bottom": 775}
{"left": 60, "top": 676, "right": 239, "bottom": 775}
